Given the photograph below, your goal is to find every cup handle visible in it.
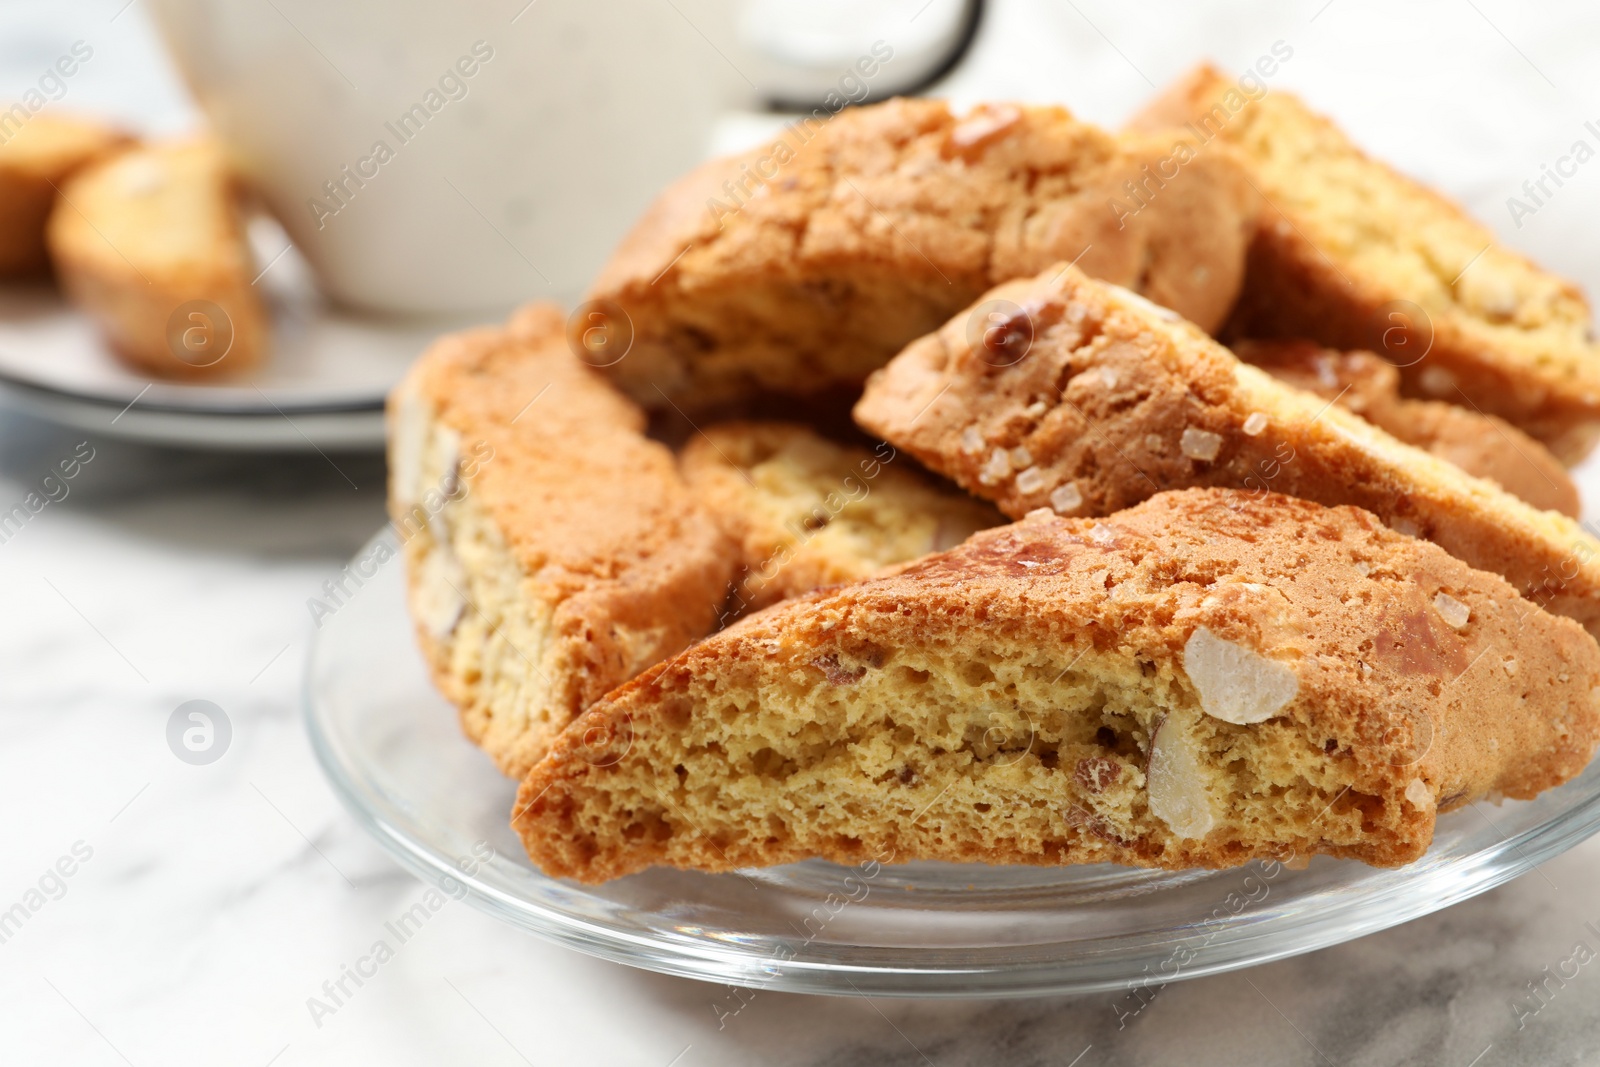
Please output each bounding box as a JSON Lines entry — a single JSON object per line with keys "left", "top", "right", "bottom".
{"left": 734, "top": 0, "right": 985, "bottom": 112}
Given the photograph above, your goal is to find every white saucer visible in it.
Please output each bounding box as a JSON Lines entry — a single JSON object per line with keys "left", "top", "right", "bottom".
{"left": 0, "top": 226, "right": 483, "bottom": 451}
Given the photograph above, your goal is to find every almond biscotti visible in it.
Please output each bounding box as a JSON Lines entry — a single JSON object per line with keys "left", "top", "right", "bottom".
{"left": 681, "top": 421, "right": 1001, "bottom": 614}
{"left": 1128, "top": 64, "right": 1600, "bottom": 462}
{"left": 47, "top": 138, "right": 266, "bottom": 378}
{"left": 515, "top": 489, "right": 1600, "bottom": 883}
{"left": 854, "top": 264, "right": 1600, "bottom": 637}
{"left": 389, "top": 304, "right": 737, "bottom": 779}
{"left": 1237, "top": 340, "right": 1579, "bottom": 517}
{"left": 0, "top": 112, "right": 131, "bottom": 277}
{"left": 590, "top": 97, "right": 1257, "bottom": 410}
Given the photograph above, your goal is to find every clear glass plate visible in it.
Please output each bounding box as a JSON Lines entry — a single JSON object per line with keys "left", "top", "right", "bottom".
{"left": 306, "top": 529, "right": 1600, "bottom": 997}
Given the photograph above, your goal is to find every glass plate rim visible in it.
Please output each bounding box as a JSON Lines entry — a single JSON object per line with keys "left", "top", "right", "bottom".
{"left": 305, "top": 527, "right": 1600, "bottom": 997}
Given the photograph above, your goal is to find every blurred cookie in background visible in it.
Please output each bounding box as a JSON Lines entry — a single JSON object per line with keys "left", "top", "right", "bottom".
{"left": 0, "top": 111, "right": 131, "bottom": 277}
{"left": 47, "top": 138, "right": 266, "bottom": 378}
{"left": 1237, "top": 340, "right": 1580, "bottom": 517}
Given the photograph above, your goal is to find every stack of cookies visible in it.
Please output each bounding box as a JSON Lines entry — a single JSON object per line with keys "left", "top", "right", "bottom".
{"left": 389, "top": 66, "right": 1600, "bottom": 884}
{"left": 1, "top": 115, "right": 266, "bottom": 377}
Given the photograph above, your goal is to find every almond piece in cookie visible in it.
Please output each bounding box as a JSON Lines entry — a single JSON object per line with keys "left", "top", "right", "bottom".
{"left": 1236, "top": 339, "right": 1579, "bottom": 517}
{"left": 854, "top": 264, "right": 1600, "bottom": 637}
{"left": 0, "top": 111, "right": 132, "bottom": 277}
{"left": 514, "top": 489, "right": 1600, "bottom": 883}
{"left": 389, "top": 304, "right": 737, "bottom": 779}
{"left": 680, "top": 421, "right": 1002, "bottom": 615}
{"left": 47, "top": 139, "right": 266, "bottom": 378}
{"left": 589, "top": 97, "right": 1257, "bottom": 409}
{"left": 1128, "top": 64, "right": 1600, "bottom": 462}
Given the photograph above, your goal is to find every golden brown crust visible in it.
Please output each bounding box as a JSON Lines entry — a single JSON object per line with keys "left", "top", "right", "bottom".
{"left": 853, "top": 263, "right": 1600, "bottom": 637}
{"left": 591, "top": 98, "right": 1257, "bottom": 409}
{"left": 680, "top": 420, "right": 1002, "bottom": 613}
{"left": 47, "top": 139, "right": 265, "bottom": 379}
{"left": 1236, "top": 339, "right": 1580, "bottom": 517}
{"left": 0, "top": 112, "right": 132, "bottom": 277}
{"left": 388, "top": 304, "right": 737, "bottom": 778}
{"left": 1127, "top": 64, "right": 1600, "bottom": 462}
{"left": 515, "top": 489, "right": 1600, "bottom": 883}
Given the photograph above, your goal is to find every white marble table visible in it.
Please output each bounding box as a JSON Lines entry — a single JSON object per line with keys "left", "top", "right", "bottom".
{"left": 6, "top": 1, "right": 1600, "bottom": 1064}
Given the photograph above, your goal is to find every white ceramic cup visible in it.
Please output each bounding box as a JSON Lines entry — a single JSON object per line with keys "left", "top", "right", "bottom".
{"left": 145, "top": 0, "right": 980, "bottom": 316}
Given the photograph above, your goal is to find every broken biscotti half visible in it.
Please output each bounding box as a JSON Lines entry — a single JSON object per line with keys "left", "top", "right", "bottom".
{"left": 853, "top": 264, "right": 1600, "bottom": 638}
{"left": 1237, "top": 340, "right": 1580, "bottom": 518}
{"left": 514, "top": 489, "right": 1600, "bottom": 883}
{"left": 0, "top": 112, "right": 132, "bottom": 277}
{"left": 1127, "top": 64, "right": 1600, "bottom": 462}
{"left": 47, "top": 138, "right": 266, "bottom": 378}
{"left": 680, "top": 421, "right": 1002, "bottom": 614}
{"left": 389, "top": 303, "right": 737, "bottom": 780}
{"left": 589, "top": 96, "right": 1258, "bottom": 410}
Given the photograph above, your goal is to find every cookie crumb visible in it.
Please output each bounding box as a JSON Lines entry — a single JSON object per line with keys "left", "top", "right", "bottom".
{"left": 979, "top": 447, "right": 1011, "bottom": 485}
{"left": 945, "top": 104, "right": 1022, "bottom": 158}
{"left": 1180, "top": 427, "right": 1223, "bottom": 462}
{"left": 1433, "top": 592, "right": 1470, "bottom": 629}
{"left": 1050, "top": 482, "right": 1083, "bottom": 514}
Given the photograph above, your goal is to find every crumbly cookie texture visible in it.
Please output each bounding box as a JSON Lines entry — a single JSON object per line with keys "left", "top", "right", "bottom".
{"left": 388, "top": 303, "right": 737, "bottom": 780}
{"left": 1127, "top": 64, "right": 1600, "bottom": 462}
{"left": 514, "top": 489, "right": 1600, "bottom": 884}
{"left": 680, "top": 421, "right": 1002, "bottom": 614}
{"left": 1237, "top": 339, "right": 1580, "bottom": 518}
{"left": 0, "top": 112, "right": 132, "bottom": 277}
{"left": 47, "top": 139, "right": 266, "bottom": 378}
{"left": 590, "top": 97, "right": 1257, "bottom": 410}
{"left": 853, "top": 264, "right": 1600, "bottom": 637}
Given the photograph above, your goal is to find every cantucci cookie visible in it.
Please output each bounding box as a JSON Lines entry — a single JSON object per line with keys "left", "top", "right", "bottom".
{"left": 1237, "top": 340, "right": 1579, "bottom": 518}
{"left": 589, "top": 97, "right": 1256, "bottom": 409}
{"left": 389, "top": 304, "right": 737, "bottom": 779}
{"left": 1128, "top": 64, "right": 1600, "bottom": 461}
{"left": 47, "top": 139, "right": 265, "bottom": 378}
{"left": 853, "top": 264, "right": 1600, "bottom": 637}
{"left": 514, "top": 489, "right": 1600, "bottom": 883}
{"left": 0, "top": 112, "right": 131, "bottom": 277}
{"left": 680, "top": 421, "right": 1002, "bottom": 614}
